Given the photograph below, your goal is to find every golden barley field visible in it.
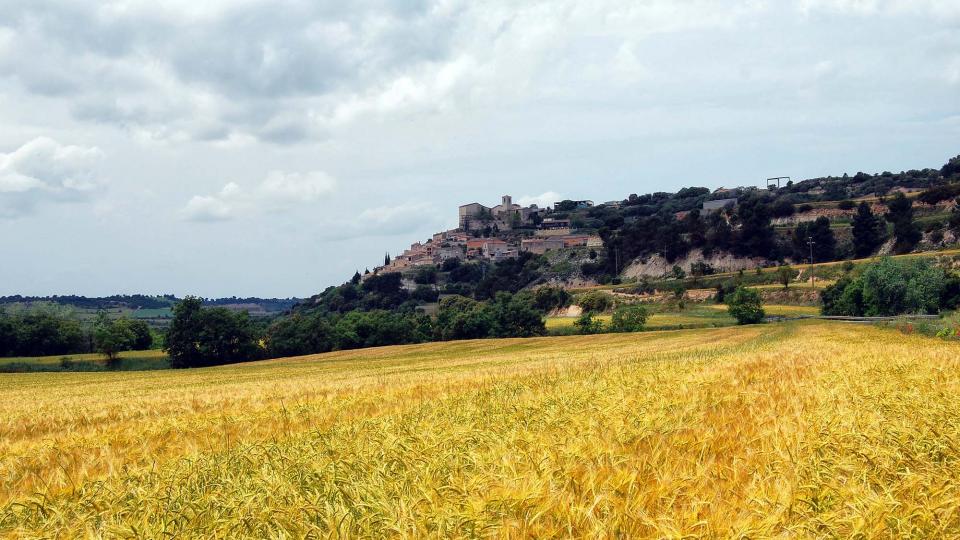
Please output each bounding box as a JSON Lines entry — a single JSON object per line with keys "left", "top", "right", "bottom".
{"left": 2, "top": 321, "right": 960, "bottom": 537}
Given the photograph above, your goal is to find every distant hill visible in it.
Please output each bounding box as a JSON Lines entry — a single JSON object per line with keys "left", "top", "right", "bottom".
{"left": 0, "top": 295, "right": 301, "bottom": 315}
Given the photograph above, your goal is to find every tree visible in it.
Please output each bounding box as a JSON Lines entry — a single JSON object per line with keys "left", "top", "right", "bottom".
{"left": 351, "top": 271, "right": 362, "bottom": 285}
{"left": 527, "top": 286, "right": 572, "bottom": 313}
{"left": 734, "top": 197, "right": 777, "bottom": 259}
{"left": 574, "top": 312, "right": 604, "bottom": 334}
{"left": 852, "top": 202, "right": 884, "bottom": 258}
{"left": 411, "top": 285, "right": 439, "bottom": 303}
{"left": 0, "top": 311, "right": 15, "bottom": 357}
{"left": 727, "top": 287, "right": 765, "bottom": 325}
{"left": 791, "top": 217, "right": 835, "bottom": 263}
{"left": 885, "top": 193, "right": 920, "bottom": 254}
{"left": 487, "top": 292, "right": 546, "bottom": 338}
{"left": 771, "top": 199, "right": 796, "bottom": 218}
{"left": 93, "top": 313, "right": 136, "bottom": 368}
{"left": 948, "top": 198, "right": 960, "bottom": 236}
{"left": 941, "top": 154, "right": 960, "bottom": 179}
{"left": 8, "top": 311, "right": 86, "bottom": 357}
{"left": 610, "top": 304, "right": 648, "bottom": 332}
{"left": 384, "top": 253, "right": 391, "bottom": 266}
{"left": 776, "top": 265, "right": 793, "bottom": 289}
{"left": 435, "top": 296, "right": 492, "bottom": 341}
{"left": 577, "top": 291, "right": 612, "bottom": 313}
{"left": 413, "top": 266, "right": 438, "bottom": 285}
{"left": 266, "top": 312, "right": 334, "bottom": 357}
{"left": 165, "top": 297, "right": 261, "bottom": 368}
{"left": 128, "top": 319, "right": 153, "bottom": 350}
{"left": 821, "top": 258, "right": 947, "bottom": 316}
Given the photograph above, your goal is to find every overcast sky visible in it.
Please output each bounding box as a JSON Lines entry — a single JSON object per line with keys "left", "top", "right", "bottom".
{"left": 1, "top": 0, "right": 958, "bottom": 298}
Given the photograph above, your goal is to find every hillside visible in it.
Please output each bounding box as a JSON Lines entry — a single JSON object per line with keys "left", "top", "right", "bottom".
{"left": 2, "top": 321, "right": 959, "bottom": 536}
{"left": 359, "top": 152, "right": 960, "bottom": 291}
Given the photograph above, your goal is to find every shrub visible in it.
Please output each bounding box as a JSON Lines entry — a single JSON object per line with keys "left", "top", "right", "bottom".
{"left": 527, "top": 286, "right": 572, "bottom": 313}
{"left": 577, "top": 291, "right": 613, "bottom": 313}
{"left": 411, "top": 285, "right": 440, "bottom": 303}
{"left": 574, "top": 312, "right": 604, "bottom": 334}
{"left": 727, "top": 287, "right": 765, "bottom": 325}
{"left": 610, "top": 305, "right": 648, "bottom": 333}
{"left": 821, "top": 258, "right": 948, "bottom": 316}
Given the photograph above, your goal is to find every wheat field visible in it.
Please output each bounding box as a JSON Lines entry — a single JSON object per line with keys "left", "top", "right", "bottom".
{"left": 2, "top": 321, "right": 960, "bottom": 537}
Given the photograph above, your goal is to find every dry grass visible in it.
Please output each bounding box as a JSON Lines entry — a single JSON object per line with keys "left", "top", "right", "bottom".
{"left": 2, "top": 321, "right": 960, "bottom": 537}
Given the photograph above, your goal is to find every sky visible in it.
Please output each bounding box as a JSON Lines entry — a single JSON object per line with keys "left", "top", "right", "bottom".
{"left": 1, "top": 0, "right": 958, "bottom": 298}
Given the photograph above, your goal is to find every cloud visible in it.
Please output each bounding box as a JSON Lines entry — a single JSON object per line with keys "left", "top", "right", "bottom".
{"left": 2, "top": 0, "right": 958, "bottom": 146}
{"left": 259, "top": 171, "right": 337, "bottom": 205}
{"left": 0, "top": 137, "right": 104, "bottom": 218}
{"left": 309, "top": 202, "right": 444, "bottom": 241}
{"left": 517, "top": 191, "right": 562, "bottom": 209}
{"left": 181, "top": 171, "right": 337, "bottom": 221}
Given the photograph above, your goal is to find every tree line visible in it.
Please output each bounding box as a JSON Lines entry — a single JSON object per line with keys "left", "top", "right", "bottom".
{"left": 163, "top": 287, "right": 574, "bottom": 368}
{"left": 0, "top": 309, "right": 152, "bottom": 359}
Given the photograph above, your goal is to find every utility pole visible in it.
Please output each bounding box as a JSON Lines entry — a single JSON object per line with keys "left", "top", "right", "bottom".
{"left": 807, "top": 236, "right": 816, "bottom": 265}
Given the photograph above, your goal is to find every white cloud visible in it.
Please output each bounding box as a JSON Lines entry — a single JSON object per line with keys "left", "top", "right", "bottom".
{"left": 259, "top": 171, "right": 336, "bottom": 204}
{"left": 310, "top": 202, "right": 443, "bottom": 240}
{"left": 181, "top": 171, "right": 338, "bottom": 221}
{"left": 181, "top": 194, "right": 233, "bottom": 222}
{"left": 517, "top": 191, "right": 563, "bottom": 209}
{"left": 0, "top": 137, "right": 104, "bottom": 218}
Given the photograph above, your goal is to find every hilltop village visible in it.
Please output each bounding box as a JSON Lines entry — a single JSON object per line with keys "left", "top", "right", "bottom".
{"left": 375, "top": 195, "right": 605, "bottom": 272}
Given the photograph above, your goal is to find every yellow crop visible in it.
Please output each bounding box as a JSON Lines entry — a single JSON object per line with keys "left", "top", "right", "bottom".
{"left": 2, "top": 321, "right": 959, "bottom": 537}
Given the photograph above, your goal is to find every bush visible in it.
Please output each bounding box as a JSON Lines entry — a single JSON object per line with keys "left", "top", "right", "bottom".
{"left": 821, "top": 258, "right": 948, "bottom": 316}
{"left": 413, "top": 266, "right": 438, "bottom": 285}
{"left": 527, "top": 286, "right": 572, "bottom": 313}
{"left": 411, "top": 285, "right": 440, "bottom": 303}
{"left": 727, "top": 287, "right": 765, "bottom": 325}
{"left": 610, "top": 305, "right": 648, "bottom": 332}
{"left": 574, "top": 312, "right": 604, "bottom": 334}
{"left": 577, "top": 291, "right": 613, "bottom": 313}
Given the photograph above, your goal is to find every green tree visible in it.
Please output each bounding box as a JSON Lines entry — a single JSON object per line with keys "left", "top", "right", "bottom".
{"left": 93, "top": 312, "right": 136, "bottom": 368}
{"left": 791, "top": 217, "right": 835, "bottom": 263}
{"left": 127, "top": 319, "right": 153, "bottom": 350}
{"left": 0, "top": 310, "right": 15, "bottom": 356}
{"left": 852, "top": 202, "right": 884, "bottom": 258}
{"left": 486, "top": 292, "right": 546, "bottom": 338}
{"left": 577, "top": 291, "right": 613, "bottom": 313}
{"left": 776, "top": 265, "right": 793, "bottom": 289}
{"left": 414, "top": 265, "right": 438, "bottom": 285}
{"left": 435, "top": 296, "right": 493, "bottom": 341}
{"left": 165, "top": 298, "right": 261, "bottom": 368}
{"left": 411, "top": 285, "right": 440, "bottom": 303}
{"left": 727, "top": 287, "right": 765, "bottom": 325}
{"left": 527, "top": 286, "right": 572, "bottom": 313}
{"left": 610, "top": 304, "right": 648, "bottom": 332}
{"left": 266, "top": 312, "right": 334, "bottom": 357}
{"left": 885, "top": 193, "right": 920, "bottom": 254}
{"left": 574, "top": 311, "right": 604, "bottom": 334}
{"left": 821, "top": 258, "right": 947, "bottom": 316}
